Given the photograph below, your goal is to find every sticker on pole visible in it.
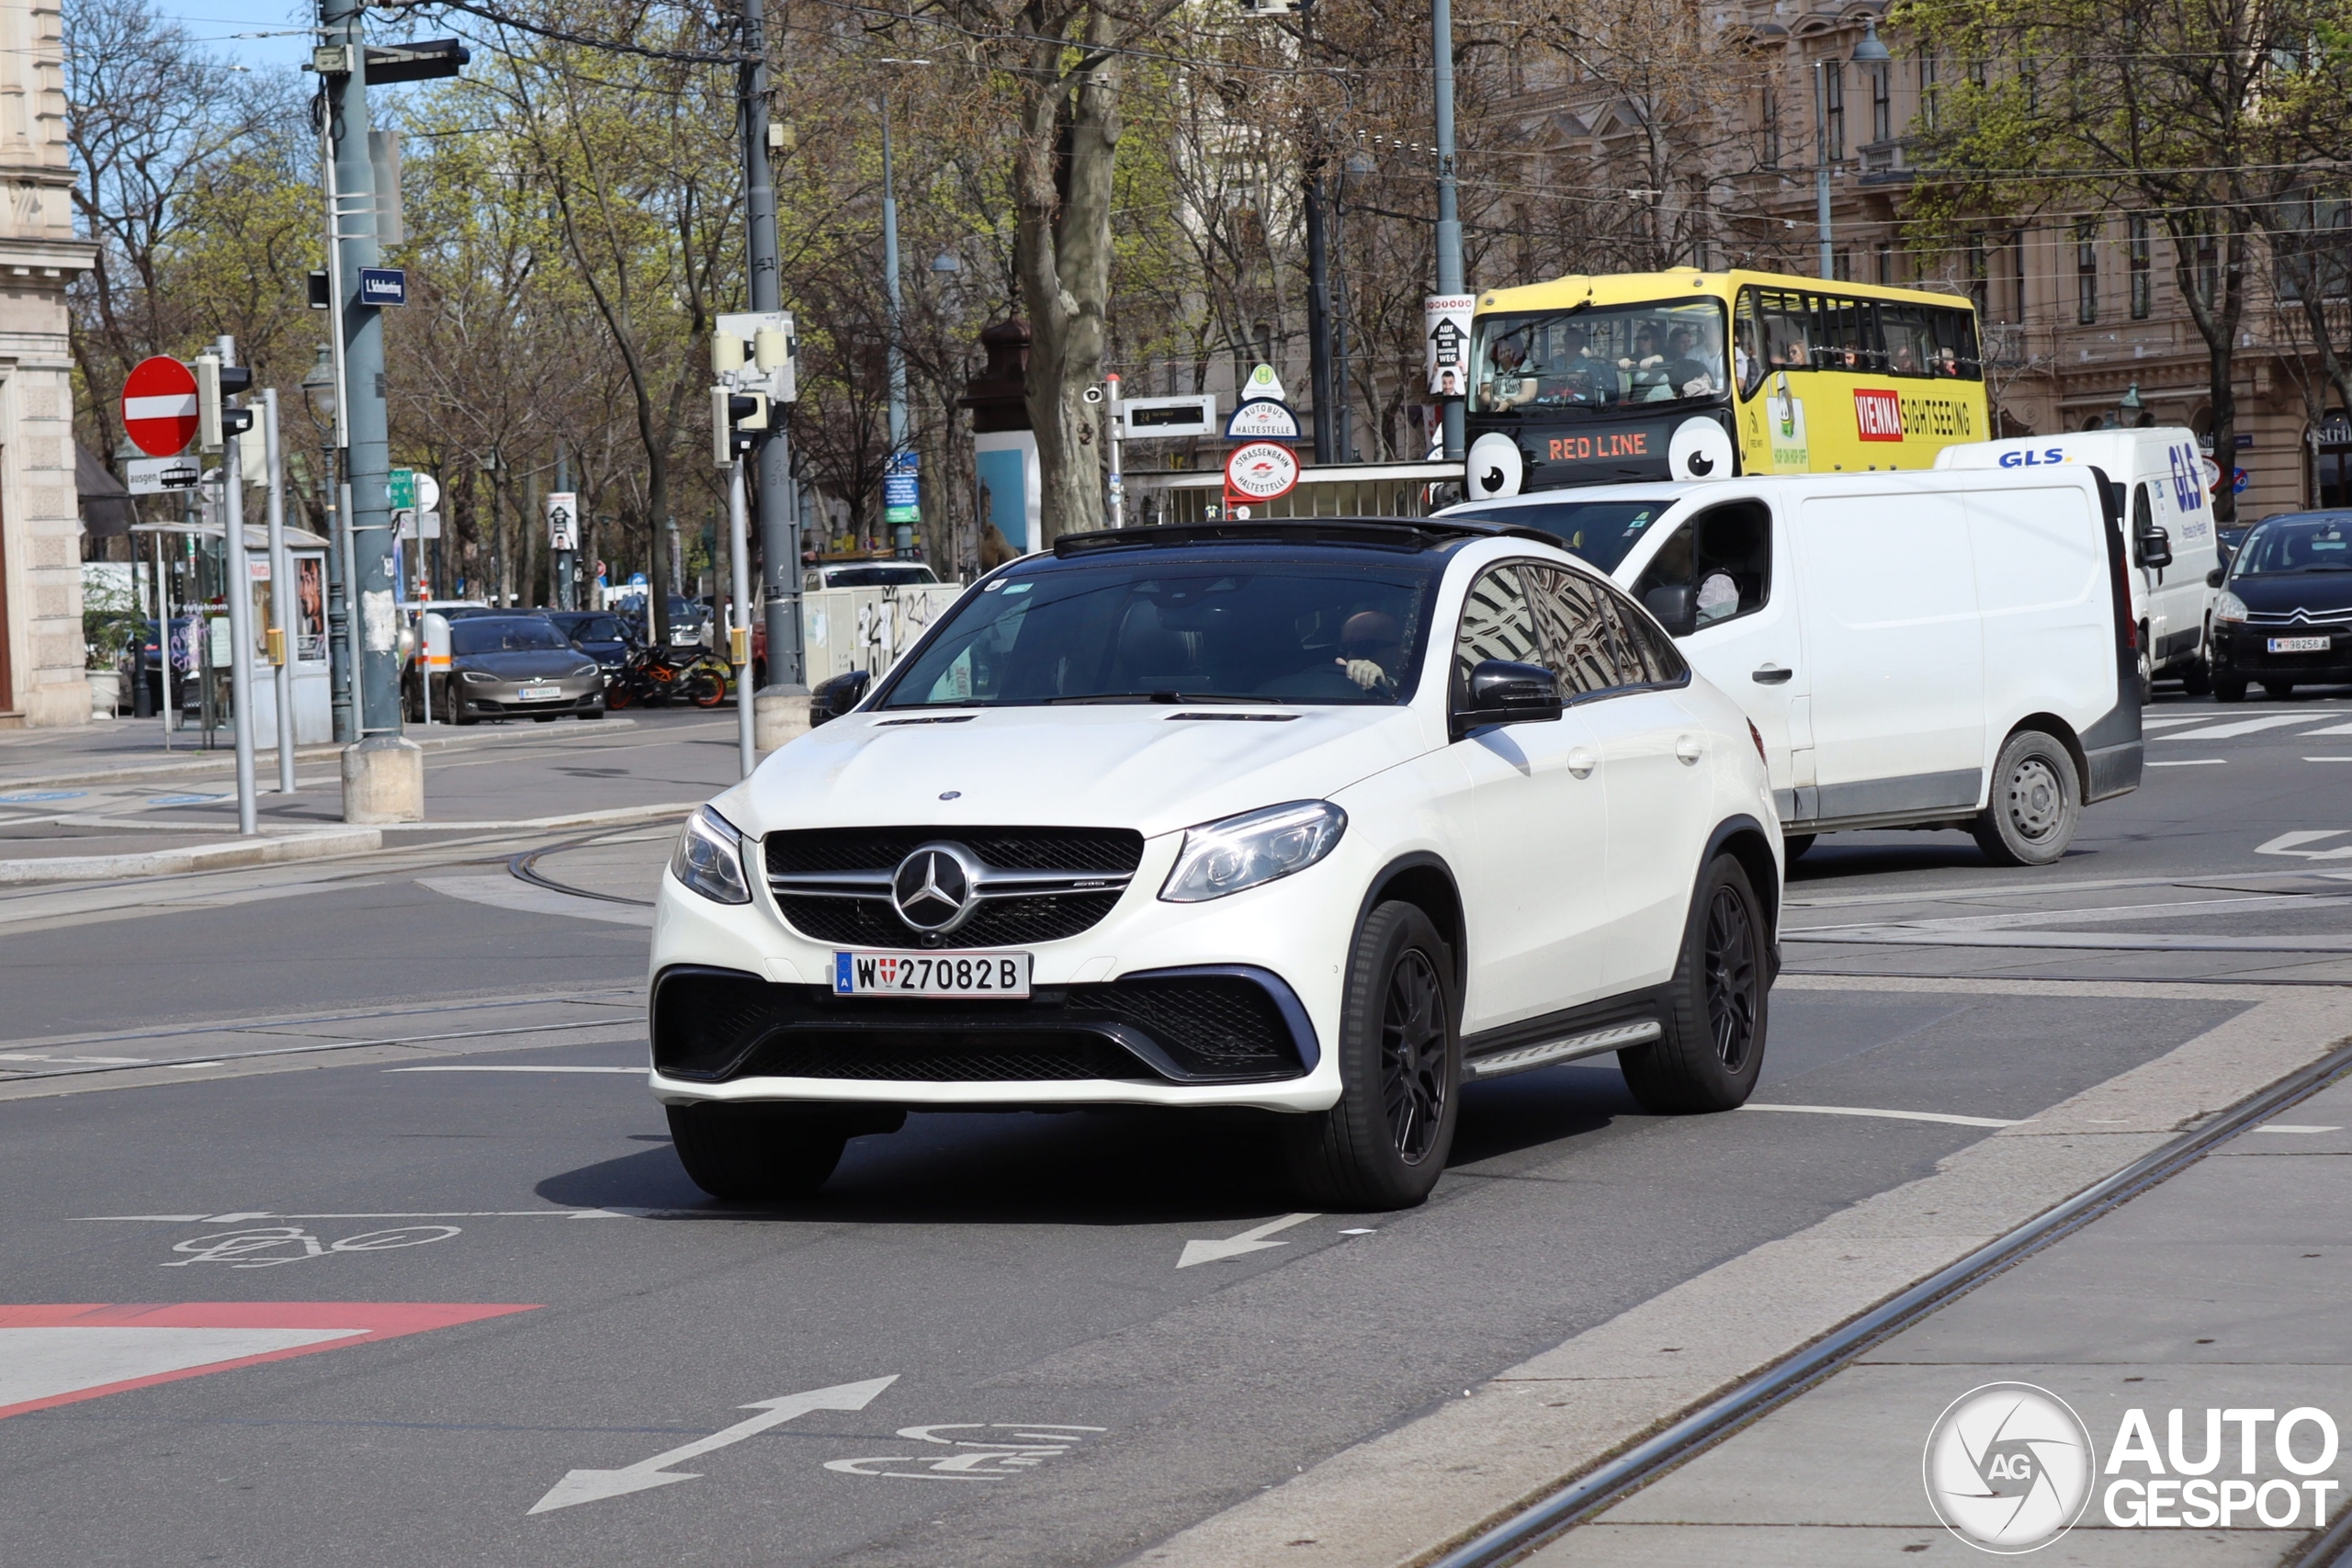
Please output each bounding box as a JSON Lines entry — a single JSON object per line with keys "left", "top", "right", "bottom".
{"left": 122, "top": 356, "right": 200, "bottom": 457}
{"left": 1424, "top": 294, "right": 1474, "bottom": 399}
{"left": 1225, "top": 441, "right": 1300, "bottom": 502}
{"left": 545, "top": 491, "right": 578, "bottom": 551}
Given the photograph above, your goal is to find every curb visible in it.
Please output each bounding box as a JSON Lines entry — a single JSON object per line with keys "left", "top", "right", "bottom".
{"left": 0, "top": 716, "right": 645, "bottom": 793}
{"left": 0, "top": 828, "right": 384, "bottom": 885}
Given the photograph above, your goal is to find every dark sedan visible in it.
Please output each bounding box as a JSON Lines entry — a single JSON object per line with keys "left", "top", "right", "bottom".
{"left": 410, "top": 614, "right": 607, "bottom": 724}
{"left": 2210, "top": 512, "right": 2352, "bottom": 701}
{"left": 547, "top": 611, "right": 640, "bottom": 688}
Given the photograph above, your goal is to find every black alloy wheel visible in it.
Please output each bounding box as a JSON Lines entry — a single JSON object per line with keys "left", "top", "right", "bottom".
{"left": 1620, "top": 852, "right": 1770, "bottom": 1114}
{"left": 1379, "top": 947, "right": 1448, "bottom": 1164}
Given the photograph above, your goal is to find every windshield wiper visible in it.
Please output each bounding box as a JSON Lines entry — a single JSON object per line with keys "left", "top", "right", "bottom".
{"left": 1044, "top": 691, "right": 1290, "bottom": 705}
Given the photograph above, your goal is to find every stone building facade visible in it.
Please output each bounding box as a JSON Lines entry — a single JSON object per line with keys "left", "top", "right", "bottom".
{"left": 0, "top": 0, "right": 93, "bottom": 727}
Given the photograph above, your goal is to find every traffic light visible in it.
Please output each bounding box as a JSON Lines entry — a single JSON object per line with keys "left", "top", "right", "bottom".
{"left": 712, "top": 387, "right": 768, "bottom": 466}
{"left": 194, "top": 354, "right": 255, "bottom": 452}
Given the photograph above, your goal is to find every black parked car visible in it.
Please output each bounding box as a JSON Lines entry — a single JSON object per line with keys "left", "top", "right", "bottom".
{"left": 2209, "top": 511, "right": 2352, "bottom": 701}
{"left": 546, "top": 611, "right": 641, "bottom": 687}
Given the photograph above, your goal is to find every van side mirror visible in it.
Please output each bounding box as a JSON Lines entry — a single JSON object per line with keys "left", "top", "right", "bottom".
{"left": 1643, "top": 583, "right": 1697, "bottom": 637}
{"left": 809, "top": 669, "right": 871, "bottom": 728}
{"left": 2135, "top": 527, "right": 2173, "bottom": 570}
{"left": 1451, "top": 659, "right": 1564, "bottom": 740}
{"left": 2206, "top": 566, "right": 2227, "bottom": 589}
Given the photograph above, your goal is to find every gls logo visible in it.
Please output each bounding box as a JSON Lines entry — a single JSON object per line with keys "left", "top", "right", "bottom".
{"left": 2166, "top": 441, "right": 2208, "bottom": 513}
{"left": 1996, "top": 446, "right": 2068, "bottom": 468}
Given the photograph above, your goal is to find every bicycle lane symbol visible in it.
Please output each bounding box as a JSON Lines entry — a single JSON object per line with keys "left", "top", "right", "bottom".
{"left": 823, "top": 1423, "right": 1107, "bottom": 1481}
{"left": 160, "top": 1225, "right": 462, "bottom": 1269}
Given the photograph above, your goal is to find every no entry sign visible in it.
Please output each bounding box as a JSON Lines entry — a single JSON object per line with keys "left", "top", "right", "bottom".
{"left": 121, "top": 355, "right": 199, "bottom": 457}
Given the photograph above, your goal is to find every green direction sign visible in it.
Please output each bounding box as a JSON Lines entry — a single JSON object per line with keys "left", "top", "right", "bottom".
{"left": 388, "top": 468, "right": 416, "bottom": 510}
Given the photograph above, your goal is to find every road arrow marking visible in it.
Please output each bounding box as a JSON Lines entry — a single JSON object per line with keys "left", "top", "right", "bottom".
{"left": 528, "top": 1375, "right": 898, "bottom": 1515}
{"left": 1176, "top": 1213, "right": 1318, "bottom": 1269}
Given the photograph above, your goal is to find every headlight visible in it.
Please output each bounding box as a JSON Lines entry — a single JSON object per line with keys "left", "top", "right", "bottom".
{"left": 572, "top": 662, "right": 600, "bottom": 678}
{"left": 2213, "top": 591, "right": 2248, "bottom": 624}
{"left": 459, "top": 669, "right": 498, "bottom": 685}
{"left": 1160, "top": 800, "right": 1347, "bottom": 904}
{"left": 670, "top": 806, "right": 751, "bottom": 905}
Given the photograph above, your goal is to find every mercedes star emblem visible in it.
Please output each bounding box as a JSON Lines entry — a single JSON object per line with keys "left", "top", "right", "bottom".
{"left": 891, "top": 843, "right": 979, "bottom": 932}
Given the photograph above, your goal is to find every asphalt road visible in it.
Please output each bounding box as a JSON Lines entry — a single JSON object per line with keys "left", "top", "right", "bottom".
{"left": 2, "top": 688, "right": 2347, "bottom": 1566}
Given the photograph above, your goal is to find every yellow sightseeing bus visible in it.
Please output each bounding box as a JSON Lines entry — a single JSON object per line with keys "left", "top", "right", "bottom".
{"left": 1464, "top": 268, "right": 1990, "bottom": 495}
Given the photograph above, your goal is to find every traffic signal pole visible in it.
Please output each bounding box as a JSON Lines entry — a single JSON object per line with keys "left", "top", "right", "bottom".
{"left": 741, "top": 0, "right": 806, "bottom": 711}
{"left": 322, "top": 0, "right": 423, "bottom": 821}
{"left": 206, "top": 339, "right": 259, "bottom": 837}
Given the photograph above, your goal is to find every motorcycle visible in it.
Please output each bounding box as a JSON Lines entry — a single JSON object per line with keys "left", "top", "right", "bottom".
{"left": 606, "top": 644, "right": 731, "bottom": 708}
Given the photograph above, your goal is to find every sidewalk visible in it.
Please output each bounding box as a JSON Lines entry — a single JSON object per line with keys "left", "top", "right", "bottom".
{"left": 1547, "top": 1074, "right": 2352, "bottom": 1564}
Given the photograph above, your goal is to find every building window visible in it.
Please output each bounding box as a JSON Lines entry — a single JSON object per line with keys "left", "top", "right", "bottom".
{"left": 2076, "top": 220, "right": 2098, "bottom": 325}
{"left": 2130, "top": 215, "right": 2152, "bottom": 319}
{"left": 1824, "top": 62, "right": 1845, "bottom": 163}
{"left": 1920, "top": 52, "right": 1939, "bottom": 130}
{"left": 1760, "top": 82, "right": 1780, "bottom": 167}
{"left": 1876, "top": 242, "right": 1894, "bottom": 286}
{"left": 1834, "top": 247, "right": 1853, "bottom": 282}
{"left": 1968, "top": 233, "right": 1988, "bottom": 316}
{"left": 2007, "top": 230, "right": 2029, "bottom": 323}
{"left": 1871, "top": 62, "right": 1892, "bottom": 143}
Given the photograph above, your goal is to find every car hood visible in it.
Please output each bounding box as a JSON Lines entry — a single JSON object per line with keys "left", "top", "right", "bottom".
{"left": 457, "top": 649, "right": 592, "bottom": 679}
{"left": 2230, "top": 573, "right": 2352, "bottom": 615}
{"left": 727, "top": 704, "right": 1434, "bottom": 840}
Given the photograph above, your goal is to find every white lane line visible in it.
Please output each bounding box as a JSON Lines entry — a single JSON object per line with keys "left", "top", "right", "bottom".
{"left": 2148, "top": 758, "right": 2227, "bottom": 766}
{"left": 2158, "top": 715, "right": 2318, "bottom": 740}
{"left": 2252, "top": 1124, "right": 2343, "bottom": 1134}
{"left": 1177, "top": 1212, "right": 1321, "bottom": 1269}
{"left": 386, "top": 1065, "right": 646, "bottom": 1074}
{"left": 531, "top": 1376, "right": 899, "bottom": 1514}
{"left": 76, "top": 1209, "right": 632, "bottom": 1222}
{"left": 2142, "top": 714, "right": 2230, "bottom": 729}
{"left": 2301, "top": 720, "right": 2352, "bottom": 736}
{"left": 1740, "top": 1102, "right": 2026, "bottom": 1129}
{"left": 2307, "top": 756, "right": 2352, "bottom": 762}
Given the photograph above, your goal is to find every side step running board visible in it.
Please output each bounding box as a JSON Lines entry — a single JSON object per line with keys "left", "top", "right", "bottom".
{"left": 1464, "top": 1019, "right": 1661, "bottom": 1081}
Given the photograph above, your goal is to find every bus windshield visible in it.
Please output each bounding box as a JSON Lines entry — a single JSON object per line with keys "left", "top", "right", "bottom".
{"left": 1472, "top": 300, "right": 1727, "bottom": 418}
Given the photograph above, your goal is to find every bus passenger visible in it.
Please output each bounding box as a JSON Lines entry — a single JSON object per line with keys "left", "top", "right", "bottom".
{"left": 1480, "top": 338, "right": 1538, "bottom": 412}
{"left": 1662, "top": 325, "right": 1716, "bottom": 398}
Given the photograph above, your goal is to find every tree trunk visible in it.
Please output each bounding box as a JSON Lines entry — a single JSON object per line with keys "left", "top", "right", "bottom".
{"left": 2171, "top": 220, "right": 2248, "bottom": 526}
{"left": 1013, "top": 12, "right": 1121, "bottom": 545}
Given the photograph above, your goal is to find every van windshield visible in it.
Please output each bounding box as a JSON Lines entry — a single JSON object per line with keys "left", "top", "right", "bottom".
{"left": 1446, "top": 501, "right": 1673, "bottom": 573}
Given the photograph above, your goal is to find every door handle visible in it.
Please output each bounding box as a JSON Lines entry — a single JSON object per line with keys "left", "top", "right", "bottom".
{"left": 1566, "top": 748, "right": 1598, "bottom": 779}
{"left": 1752, "top": 665, "right": 1793, "bottom": 684}
{"left": 1675, "top": 734, "right": 1705, "bottom": 765}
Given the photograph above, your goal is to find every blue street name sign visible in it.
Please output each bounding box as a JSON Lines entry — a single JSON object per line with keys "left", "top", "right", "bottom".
{"left": 358, "top": 267, "right": 408, "bottom": 306}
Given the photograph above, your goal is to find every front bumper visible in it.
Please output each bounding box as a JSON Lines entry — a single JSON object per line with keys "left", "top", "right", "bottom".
{"left": 452, "top": 678, "right": 605, "bottom": 716}
{"left": 647, "top": 825, "right": 1367, "bottom": 1113}
{"left": 2211, "top": 622, "right": 2352, "bottom": 682}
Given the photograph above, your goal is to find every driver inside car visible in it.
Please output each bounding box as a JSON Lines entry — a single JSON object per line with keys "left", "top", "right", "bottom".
{"left": 1337, "top": 610, "right": 1407, "bottom": 694}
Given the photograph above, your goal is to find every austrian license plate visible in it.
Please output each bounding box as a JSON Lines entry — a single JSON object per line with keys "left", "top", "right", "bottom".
{"left": 2268, "top": 636, "right": 2332, "bottom": 653}
{"left": 832, "top": 951, "right": 1032, "bottom": 998}
{"left": 517, "top": 682, "right": 561, "bottom": 701}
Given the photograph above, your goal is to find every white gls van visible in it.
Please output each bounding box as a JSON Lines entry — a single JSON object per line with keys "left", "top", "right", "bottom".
{"left": 1935, "top": 429, "right": 2220, "bottom": 698}
{"left": 1445, "top": 468, "right": 2142, "bottom": 865}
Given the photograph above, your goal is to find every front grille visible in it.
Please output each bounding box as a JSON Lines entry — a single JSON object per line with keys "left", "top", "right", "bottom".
{"left": 763, "top": 826, "right": 1145, "bottom": 945}
{"left": 767, "top": 827, "right": 1143, "bottom": 876}
{"left": 652, "top": 966, "right": 1307, "bottom": 1085}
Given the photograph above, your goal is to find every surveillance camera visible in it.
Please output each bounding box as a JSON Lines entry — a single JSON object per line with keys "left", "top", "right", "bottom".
{"left": 1082, "top": 385, "right": 1104, "bottom": 404}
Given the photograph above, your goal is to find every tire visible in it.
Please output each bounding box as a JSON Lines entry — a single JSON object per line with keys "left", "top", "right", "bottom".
{"left": 607, "top": 684, "right": 634, "bottom": 709}
{"left": 2214, "top": 676, "right": 2247, "bottom": 703}
{"left": 1619, "top": 854, "right": 1769, "bottom": 1114}
{"left": 667, "top": 1102, "right": 852, "bottom": 1201}
{"left": 578, "top": 705, "right": 606, "bottom": 721}
{"left": 688, "top": 669, "right": 729, "bottom": 708}
{"left": 1972, "top": 728, "right": 2080, "bottom": 867}
{"left": 2265, "top": 681, "right": 2296, "bottom": 701}
{"left": 449, "top": 682, "right": 478, "bottom": 726}
{"left": 2136, "top": 640, "right": 2154, "bottom": 705}
{"left": 2181, "top": 648, "right": 2212, "bottom": 696}
{"left": 1284, "top": 901, "right": 1459, "bottom": 1211}
{"left": 1783, "top": 833, "right": 1815, "bottom": 861}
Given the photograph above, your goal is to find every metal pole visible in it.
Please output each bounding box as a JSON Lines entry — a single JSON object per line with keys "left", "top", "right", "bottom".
{"left": 323, "top": 0, "right": 401, "bottom": 739}
{"left": 1105, "top": 372, "right": 1125, "bottom": 527}
{"left": 216, "top": 339, "right": 258, "bottom": 835}
{"left": 339, "top": 479, "right": 361, "bottom": 730}
{"left": 729, "top": 457, "right": 755, "bottom": 776}
{"left": 743, "top": 0, "right": 804, "bottom": 691}
{"left": 882, "top": 92, "right": 913, "bottom": 560}
{"left": 556, "top": 442, "right": 575, "bottom": 611}
{"left": 155, "top": 528, "right": 173, "bottom": 749}
{"left": 1304, "top": 173, "right": 1335, "bottom": 466}
{"left": 264, "top": 390, "right": 296, "bottom": 793}
{"left": 1431, "top": 0, "right": 1464, "bottom": 462}
{"left": 1815, "top": 61, "right": 1833, "bottom": 281}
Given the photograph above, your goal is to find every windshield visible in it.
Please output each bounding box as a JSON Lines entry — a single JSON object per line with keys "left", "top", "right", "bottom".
{"left": 2236, "top": 516, "right": 2352, "bottom": 574}
{"left": 563, "top": 615, "right": 629, "bottom": 642}
{"left": 877, "top": 558, "right": 1436, "bottom": 708}
{"left": 1448, "top": 501, "right": 1675, "bottom": 574}
{"left": 824, "top": 565, "right": 937, "bottom": 587}
{"left": 1472, "top": 300, "right": 1728, "bottom": 418}
{"left": 451, "top": 617, "right": 568, "bottom": 654}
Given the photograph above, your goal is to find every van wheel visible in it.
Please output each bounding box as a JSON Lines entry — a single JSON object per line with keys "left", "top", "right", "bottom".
{"left": 1620, "top": 854, "right": 1769, "bottom": 1114}
{"left": 1284, "top": 901, "right": 1459, "bottom": 1211}
{"left": 1973, "top": 729, "right": 2080, "bottom": 867}
{"left": 2181, "top": 651, "right": 2212, "bottom": 696}
{"left": 2213, "top": 677, "right": 2247, "bottom": 703}
{"left": 2137, "top": 641, "right": 2154, "bottom": 705}
{"left": 2265, "top": 682, "right": 2296, "bottom": 701}
{"left": 667, "top": 1102, "right": 850, "bottom": 1201}
{"left": 1783, "top": 834, "right": 1815, "bottom": 861}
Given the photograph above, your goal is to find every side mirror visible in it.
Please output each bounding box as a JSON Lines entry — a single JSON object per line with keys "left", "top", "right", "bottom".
{"left": 1643, "top": 583, "right": 1697, "bottom": 637}
{"left": 1452, "top": 659, "right": 1563, "bottom": 739}
{"left": 2135, "top": 527, "right": 2173, "bottom": 570}
{"left": 809, "top": 669, "right": 871, "bottom": 728}
{"left": 2207, "top": 566, "right": 2227, "bottom": 589}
